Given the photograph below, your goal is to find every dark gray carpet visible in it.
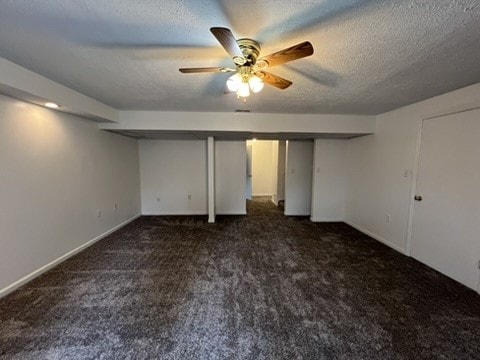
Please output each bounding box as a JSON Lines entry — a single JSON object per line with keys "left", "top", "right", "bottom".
{"left": 1, "top": 198, "right": 479, "bottom": 359}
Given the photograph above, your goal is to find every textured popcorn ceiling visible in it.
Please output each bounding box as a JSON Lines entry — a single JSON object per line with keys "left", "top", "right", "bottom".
{"left": 0, "top": 0, "right": 479, "bottom": 114}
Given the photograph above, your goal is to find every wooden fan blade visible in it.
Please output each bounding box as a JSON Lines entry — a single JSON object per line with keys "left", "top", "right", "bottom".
{"left": 179, "top": 67, "right": 235, "bottom": 74}
{"left": 258, "top": 41, "right": 313, "bottom": 68}
{"left": 258, "top": 71, "right": 292, "bottom": 89}
{"left": 210, "top": 27, "right": 244, "bottom": 59}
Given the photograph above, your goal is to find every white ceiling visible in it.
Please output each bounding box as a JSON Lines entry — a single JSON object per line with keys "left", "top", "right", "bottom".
{"left": 0, "top": 0, "right": 479, "bottom": 115}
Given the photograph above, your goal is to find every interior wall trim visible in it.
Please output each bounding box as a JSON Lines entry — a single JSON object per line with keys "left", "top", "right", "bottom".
{"left": 0, "top": 213, "right": 141, "bottom": 299}
{"left": 216, "top": 211, "right": 247, "bottom": 215}
{"left": 344, "top": 220, "right": 407, "bottom": 255}
{"left": 284, "top": 210, "right": 311, "bottom": 216}
{"left": 310, "top": 217, "right": 344, "bottom": 222}
{"left": 141, "top": 211, "right": 208, "bottom": 216}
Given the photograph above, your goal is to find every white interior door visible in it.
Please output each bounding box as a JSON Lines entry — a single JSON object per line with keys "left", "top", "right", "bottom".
{"left": 411, "top": 109, "right": 480, "bottom": 292}
{"left": 246, "top": 142, "right": 252, "bottom": 200}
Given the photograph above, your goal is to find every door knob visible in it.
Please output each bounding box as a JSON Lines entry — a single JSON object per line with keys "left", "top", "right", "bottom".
{"left": 414, "top": 195, "right": 423, "bottom": 201}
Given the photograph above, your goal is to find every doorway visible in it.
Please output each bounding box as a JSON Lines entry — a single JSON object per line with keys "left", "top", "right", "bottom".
{"left": 246, "top": 140, "right": 282, "bottom": 205}
{"left": 245, "top": 139, "right": 313, "bottom": 216}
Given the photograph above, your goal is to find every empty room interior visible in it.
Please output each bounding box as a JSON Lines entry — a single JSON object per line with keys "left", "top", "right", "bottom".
{"left": 1, "top": 1, "right": 480, "bottom": 359}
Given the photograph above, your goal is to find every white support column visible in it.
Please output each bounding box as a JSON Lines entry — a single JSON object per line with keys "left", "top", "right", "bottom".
{"left": 207, "top": 136, "right": 215, "bottom": 223}
{"left": 310, "top": 139, "right": 319, "bottom": 221}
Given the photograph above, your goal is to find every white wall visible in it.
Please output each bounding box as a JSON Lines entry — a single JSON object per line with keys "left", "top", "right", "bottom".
{"left": 251, "top": 140, "right": 275, "bottom": 196}
{"left": 345, "top": 82, "right": 480, "bottom": 255}
{"left": 0, "top": 94, "right": 141, "bottom": 296}
{"left": 215, "top": 141, "right": 246, "bottom": 215}
{"left": 139, "top": 140, "right": 207, "bottom": 215}
{"left": 285, "top": 141, "right": 313, "bottom": 216}
{"left": 311, "top": 139, "right": 347, "bottom": 222}
{"left": 345, "top": 115, "right": 416, "bottom": 253}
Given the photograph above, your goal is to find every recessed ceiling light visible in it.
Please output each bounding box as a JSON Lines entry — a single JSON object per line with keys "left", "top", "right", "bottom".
{"left": 45, "top": 102, "right": 60, "bottom": 109}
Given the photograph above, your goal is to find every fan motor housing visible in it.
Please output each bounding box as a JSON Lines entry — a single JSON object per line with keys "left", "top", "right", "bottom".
{"left": 237, "top": 38, "right": 261, "bottom": 65}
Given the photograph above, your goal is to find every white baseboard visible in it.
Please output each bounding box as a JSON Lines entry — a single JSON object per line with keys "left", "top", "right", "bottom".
{"left": 284, "top": 211, "right": 311, "bottom": 216}
{"left": 142, "top": 211, "right": 207, "bottom": 216}
{"left": 252, "top": 193, "right": 272, "bottom": 197}
{"left": 310, "top": 217, "right": 344, "bottom": 222}
{"left": 216, "top": 211, "right": 247, "bottom": 215}
{"left": 344, "top": 220, "right": 407, "bottom": 255}
{"left": 0, "top": 213, "right": 141, "bottom": 299}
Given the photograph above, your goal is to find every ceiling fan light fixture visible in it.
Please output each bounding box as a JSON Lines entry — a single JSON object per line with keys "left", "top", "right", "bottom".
{"left": 237, "top": 82, "right": 250, "bottom": 98}
{"left": 248, "top": 75, "right": 264, "bottom": 93}
{"left": 256, "top": 59, "right": 268, "bottom": 69}
{"left": 233, "top": 56, "right": 246, "bottom": 65}
{"left": 227, "top": 73, "right": 242, "bottom": 92}
{"left": 227, "top": 68, "right": 264, "bottom": 99}
{"left": 179, "top": 27, "right": 314, "bottom": 99}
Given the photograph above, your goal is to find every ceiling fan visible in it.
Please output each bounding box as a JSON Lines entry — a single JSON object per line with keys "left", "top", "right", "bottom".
{"left": 179, "top": 27, "right": 314, "bottom": 100}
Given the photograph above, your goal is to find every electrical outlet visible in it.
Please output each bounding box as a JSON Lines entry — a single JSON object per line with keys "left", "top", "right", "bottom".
{"left": 386, "top": 214, "right": 391, "bottom": 223}
{"left": 97, "top": 210, "right": 102, "bottom": 218}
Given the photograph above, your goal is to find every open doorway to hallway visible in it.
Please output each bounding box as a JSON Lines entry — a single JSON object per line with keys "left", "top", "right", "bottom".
{"left": 246, "top": 139, "right": 313, "bottom": 216}
{"left": 246, "top": 140, "right": 285, "bottom": 208}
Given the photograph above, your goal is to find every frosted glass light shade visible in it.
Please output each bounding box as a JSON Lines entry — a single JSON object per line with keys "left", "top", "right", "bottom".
{"left": 226, "top": 71, "right": 264, "bottom": 98}
{"left": 248, "top": 76, "right": 264, "bottom": 93}
{"left": 227, "top": 73, "right": 242, "bottom": 92}
{"left": 237, "top": 82, "right": 250, "bottom": 97}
